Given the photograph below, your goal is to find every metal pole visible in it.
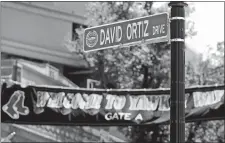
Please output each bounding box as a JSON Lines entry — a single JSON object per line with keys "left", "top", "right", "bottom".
{"left": 168, "top": 2, "right": 187, "bottom": 143}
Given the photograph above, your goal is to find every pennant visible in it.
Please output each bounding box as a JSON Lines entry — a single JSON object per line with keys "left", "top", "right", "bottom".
{"left": 1, "top": 82, "right": 224, "bottom": 125}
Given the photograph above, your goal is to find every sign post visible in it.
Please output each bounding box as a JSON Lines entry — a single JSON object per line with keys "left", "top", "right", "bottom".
{"left": 83, "top": 13, "right": 169, "bottom": 52}
{"left": 168, "top": 2, "right": 187, "bottom": 143}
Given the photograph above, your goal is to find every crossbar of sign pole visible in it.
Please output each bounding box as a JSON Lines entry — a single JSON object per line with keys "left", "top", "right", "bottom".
{"left": 83, "top": 13, "right": 170, "bottom": 52}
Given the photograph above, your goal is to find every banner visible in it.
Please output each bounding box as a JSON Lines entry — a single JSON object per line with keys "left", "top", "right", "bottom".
{"left": 1, "top": 82, "right": 224, "bottom": 125}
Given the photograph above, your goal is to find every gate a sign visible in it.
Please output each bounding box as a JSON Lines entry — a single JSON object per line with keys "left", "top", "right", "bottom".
{"left": 83, "top": 13, "right": 169, "bottom": 52}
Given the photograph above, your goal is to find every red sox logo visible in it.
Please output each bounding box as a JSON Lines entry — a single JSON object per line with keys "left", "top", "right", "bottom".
{"left": 2, "top": 91, "right": 29, "bottom": 119}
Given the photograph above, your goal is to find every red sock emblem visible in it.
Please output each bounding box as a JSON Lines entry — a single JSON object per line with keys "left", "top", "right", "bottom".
{"left": 2, "top": 91, "right": 29, "bottom": 119}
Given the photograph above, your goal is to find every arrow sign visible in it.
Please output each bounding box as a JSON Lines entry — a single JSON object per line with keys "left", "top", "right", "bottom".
{"left": 83, "top": 13, "right": 169, "bottom": 52}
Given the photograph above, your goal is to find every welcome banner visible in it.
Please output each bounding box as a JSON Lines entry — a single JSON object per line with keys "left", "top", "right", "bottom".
{"left": 1, "top": 82, "right": 224, "bottom": 125}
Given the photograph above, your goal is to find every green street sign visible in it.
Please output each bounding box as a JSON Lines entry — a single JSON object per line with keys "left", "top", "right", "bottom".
{"left": 83, "top": 12, "right": 169, "bottom": 52}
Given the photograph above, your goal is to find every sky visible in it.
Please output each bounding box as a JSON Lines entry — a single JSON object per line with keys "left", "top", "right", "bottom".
{"left": 154, "top": 2, "right": 224, "bottom": 57}
{"left": 186, "top": 2, "right": 224, "bottom": 56}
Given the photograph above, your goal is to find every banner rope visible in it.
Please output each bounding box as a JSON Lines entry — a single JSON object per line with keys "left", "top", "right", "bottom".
{"left": 1, "top": 79, "right": 224, "bottom": 95}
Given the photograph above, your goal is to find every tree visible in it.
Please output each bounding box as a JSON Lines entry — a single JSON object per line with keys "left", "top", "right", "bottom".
{"left": 65, "top": 2, "right": 197, "bottom": 89}
{"left": 64, "top": 2, "right": 197, "bottom": 142}
{"left": 185, "top": 41, "right": 224, "bottom": 143}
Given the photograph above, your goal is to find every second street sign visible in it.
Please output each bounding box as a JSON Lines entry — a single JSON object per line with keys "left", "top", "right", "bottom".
{"left": 83, "top": 12, "right": 169, "bottom": 52}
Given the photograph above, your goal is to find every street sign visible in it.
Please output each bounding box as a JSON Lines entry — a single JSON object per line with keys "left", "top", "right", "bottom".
{"left": 83, "top": 13, "right": 169, "bottom": 52}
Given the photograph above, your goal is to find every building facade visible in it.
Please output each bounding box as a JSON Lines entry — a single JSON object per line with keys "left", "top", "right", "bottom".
{"left": 1, "top": 2, "right": 127, "bottom": 142}
{"left": 1, "top": 2, "right": 90, "bottom": 87}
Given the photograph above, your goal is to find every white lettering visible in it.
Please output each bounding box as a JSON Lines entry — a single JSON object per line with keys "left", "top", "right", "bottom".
{"left": 84, "top": 94, "right": 103, "bottom": 109}
{"left": 153, "top": 26, "right": 158, "bottom": 35}
{"left": 36, "top": 91, "right": 50, "bottom": 108}
{"left": 160, "top": 24, "right": 165, "bottom": 34}
{"left": 129, "top": 95, "right": 160, "bottom": 111}
{"left": 153, "top": 24, "right": 165, "bottom": 35}
{"left": 127, "top": 24, "right": 132, "bottom": 40}
{"left": 144, "top": 20, "right": 149, "bottom": 37}
{"left": 112, "top": 112, "right": 119, "bottom": 120}
{"left": 71, "top": 93, "right": 86, "bottom": 109}
{"left": 117, "top": 26, "right": 122, "bottom": 42}
{"left": 194, "top": 90, "right": 224, "bottom": 107}
{"left": 132, "top": 23, "right": 137, "bottom": 39}
{"left": 113, "top": 96, "right": 126, "bottom": 110}
{"left": 105, "top": 113, "right": 112, "bottom": 120}
{"left": 129, "top": 96, "right": 139, "bottom": 110}
{"left": 110, "top": 27, "right": 116, "bottom": 43}
{"left": 214, "top": 90, "right": 224, "bottom": 102}
{"left": 47, "top": 92, "right": 65, "bottom": 108}
{"left": 105, "top": 94, "right": 116, "bottom": 110}
{"left": 105, "top": 112, "right": 131, "bottom": 120}
{"left": 135, "top": 113, "right": 143, "bottom": 121}
{"left": 136, "top": 96, "right": 146, "bottom": 110}
{"left": 124, "top": 113, "right": 131, "bottom": 120}
{"left": 137, "top": 21, "right": 142, "bottom": 38}
{"left": 100, "top": 29, "right": 105, "bottom": 45}
{"left": 105, "top": 28, "right": 111, "bottom": 44}
{"left": 158, "top": 95, "right": 170, "bottom": 111}
{"left": 62, "top": 93, "right": 73, "bottom": 108}
{"left": 193, "top": 92, "right": 217, "bottom": 107}
{"left": 147, "top": 96, "right": 160, "bottom": 110}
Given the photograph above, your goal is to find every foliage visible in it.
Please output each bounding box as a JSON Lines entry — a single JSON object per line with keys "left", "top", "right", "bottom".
{"left": 185, "top": 41, "right": 224, "bottom": 143}
{"left": 186, "top": 41, "right": 224, "bottom": 86}
{"left": 64, "top": 2, "right": 223, "bottom": 143}
{"left": 64, "top": 2, "right": 197, "bottom": 89}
